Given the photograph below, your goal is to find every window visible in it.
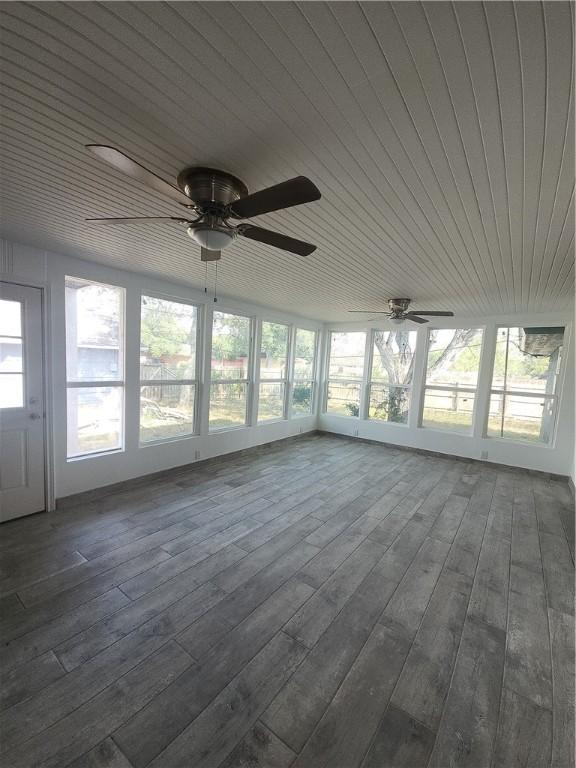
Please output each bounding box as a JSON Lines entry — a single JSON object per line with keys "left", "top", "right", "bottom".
{"left": 368, "top": 330, "right": 417, "bottom": 424}
{"left": 292, "top": 328, "right": 317, "bottom": 416}
{"left": 209, "top": 311, "right": 251, "bottom": 430}
{"left": 326, "top": 331, "right": 366, "bottom": 416}
{"left": 421, "top": 328, "right": 483, "bottom": 434}
{"left": 0, "top": 299, "right": 23, "bottom": 408}
{"left": 258, "top": 321, "right": 289, "bottom": 422}
{"left": 65, "top": 277, "right": 124, "bottom": 458}
{"left": 139, "top": 296, "right": 198, "bottom": 443}
{"left": 487, "top": 326, "right": 564, "bottom": 443}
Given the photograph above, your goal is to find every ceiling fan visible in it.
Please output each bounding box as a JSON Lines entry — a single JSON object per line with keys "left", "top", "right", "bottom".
{"left": 85, "top": 145, "right": 321, "bottom": 261}
{"left": 349, "top": 298, "right": 454, "bottom": 324}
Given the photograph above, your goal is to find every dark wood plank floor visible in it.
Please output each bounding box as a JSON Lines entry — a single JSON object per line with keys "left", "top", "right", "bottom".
{"left": 1, "top": 434, "right": 573, "bottom": 768}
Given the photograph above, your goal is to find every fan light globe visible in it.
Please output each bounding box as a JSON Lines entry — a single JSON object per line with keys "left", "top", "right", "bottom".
{"left": 390, "top": 317, "right": 404, "bottom": 325}
{"left": 187, "top": 226, "right": 234, "bottom": 251}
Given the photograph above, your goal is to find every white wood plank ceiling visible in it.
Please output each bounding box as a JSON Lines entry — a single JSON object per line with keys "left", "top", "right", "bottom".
{"left": 0, "top": 1, "right": 573, "bottom": 321}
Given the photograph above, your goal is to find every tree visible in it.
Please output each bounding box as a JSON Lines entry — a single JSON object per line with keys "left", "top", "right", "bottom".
{"left": 426, "top": 329, "right": 478, "bottom": 376}
{"left": 141, "top": 300, "right": 190, "bottom": 360}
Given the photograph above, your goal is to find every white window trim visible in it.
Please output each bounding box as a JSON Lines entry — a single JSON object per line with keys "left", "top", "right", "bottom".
{"left": 209, "top": 308, "right": 254, "bottom": 432}
{"left": 257, "top": 320, "right": 291, "bottom": 423}
{"left": 484, "top": 324, "right": 567, "bottom": 446}
{"left": 367, "top": 328, "right": 418, "bottom": 426}
{"left": 324, "top": 330, "right": 367, "bottom": 417}
{"left": 138, "top": 294, "right": 201, "bottom": 445}
{"left": 65, "top": 276, "right": 126, "bottom": 460}
{"left": 418, "top": 327, "right": 485, "bottom": 436}
{"left": 291, "top": 327, "right": 319, "bottom": 418}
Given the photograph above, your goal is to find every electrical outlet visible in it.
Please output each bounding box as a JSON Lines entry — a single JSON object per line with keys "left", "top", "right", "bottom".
{"left": 481, "top": 450, "right": 488, "bottom": 460}
{"left": 195, "top": 450, "right": 201, "bottom": 460}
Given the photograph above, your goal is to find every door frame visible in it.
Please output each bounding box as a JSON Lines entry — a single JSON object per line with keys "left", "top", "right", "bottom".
{"left": 1, "top": 278, "right": 55, "bottom": 512}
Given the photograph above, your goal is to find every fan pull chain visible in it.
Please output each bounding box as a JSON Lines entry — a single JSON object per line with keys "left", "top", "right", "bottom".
{"left": 204, "top": 261, "right": 208, "bottom": 294}
{"left": 214, "top": 261, "right": 218, "bottom": 303}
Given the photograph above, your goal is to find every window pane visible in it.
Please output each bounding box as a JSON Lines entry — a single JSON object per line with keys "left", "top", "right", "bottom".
{"left": 141, "top": 297, "right": 196, "bottom": 380}
{"left": 422, "top": 388, "right": 475, "bottom": 433}
{"left": 211, "top": 311, "right": 251, "bottom": 380}
{"left": 328, "top": 332, "right": 366, "bottom": 380}
{"left": 492, "top": 327, "right": 564, "bottom": 393}
{"left": 294, "top": 329, "right": 316, "bottom": 380}
{"left": 0, "top": 373, "right": 23, "bottom": 408}
{"left": 326, "top": 382, "right": 361, "bottom": 416}
{"left": 426, "top": 329, "right": 484, "bottom": 388}
{"left": 0, "top": 299, "right": 21, "bottom": 336}
{"left": 292, "top": 382, "right": 313, "bottom": 415}
{"left": 260, "top": 321, "right": 288, "bottom": 380}
{"left": 369, "top": 385, "right": 410, "bottom": 424}
{"left": 209, "top": 382, "right": 248, "bottom": 429}
{"left": 67, "top": 386, "right": 122, "bottom": 457}
{"left": 65, "top": 277, "right": 124, "bottom": 382}
{"left": 487, "top": 393, "right": 551, "bottom": 443}
{"left": 0, "top": 338, "right": 22, "bottom": 372}
{"left": 140, "top": 384, "right": 195, "bottom": 443}
{"left": 371, "top": 330, "right": 417, "bottom": 385}
{"left": 258, "top": 382, "right": 285, "bottom": 421}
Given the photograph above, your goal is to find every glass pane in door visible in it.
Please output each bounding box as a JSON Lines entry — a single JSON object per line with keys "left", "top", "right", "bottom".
{"left": 0, "top": 300, "right": 24, "bottom": 408}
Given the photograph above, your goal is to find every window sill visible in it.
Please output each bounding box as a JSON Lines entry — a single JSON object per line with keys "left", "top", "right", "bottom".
{"left": 67, "top": 447, "right": 124, "bottom": 463}
{"left": 208, "top": 423, "right": 249, "bottom": 434}
{"left": 139, "top": 432, "right": 199, "bottom": 448}
{"left": 366, "top": 419, "right": 409, "bottom": 427}
{"left": 485, "top": 435, "right": 551, "bottom": 448}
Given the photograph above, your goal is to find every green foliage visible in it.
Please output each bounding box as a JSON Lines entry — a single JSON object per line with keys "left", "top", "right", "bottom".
{"left": 212, "top": 313, "right": 250, "bottom": 360}
{"left": 345, "top": 402, "right": 360, "bottom": 417}
{"left": 141, "top": 300, "right": 190, "bottom": 360}
{"left": 261, "top": 321, "right": 289, "bottom": 360}
{"left": 292, "top": 383, "right": 311, "bottom": 405}
{"left": 372, "top": 388, "right": 408, "bottom": 423}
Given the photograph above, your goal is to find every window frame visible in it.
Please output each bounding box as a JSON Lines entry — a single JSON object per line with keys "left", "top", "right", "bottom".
{"left": 366, "top": 328, "right": 418, "bottom": 426}
{"left": 290, "top": 326, "right": 319, "bottom": 418}
{"left": 65, "top": 275, "right": 126, "bottom": 460}
{"left": 209, "top": 308, "right": 254, "bottom": 432}
{"left": 257, "top": 319, "right": 291, "bottom": 423}
{"left": 419, "top": 327, "right": 485, "bottom": 435}
{"left": 138, "top": 292, "right": 201, "bottom": 446}
{"left": 324, "top": 330, "right": 368, "bottom": 418}
{"left": 485, "top": 324, "right": 566, "bottom": 446}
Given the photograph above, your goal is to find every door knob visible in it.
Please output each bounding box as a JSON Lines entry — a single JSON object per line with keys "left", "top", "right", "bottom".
{"left": 29, "top": 413, "right": 41, "bottom": 420}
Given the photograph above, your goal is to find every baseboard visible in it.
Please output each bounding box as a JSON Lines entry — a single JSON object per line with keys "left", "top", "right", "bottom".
{"left": 56, "top": 430, "right": 321, "bottom": 509}
{"left": 316, "top": 430, "right": 570, "bottom": 483}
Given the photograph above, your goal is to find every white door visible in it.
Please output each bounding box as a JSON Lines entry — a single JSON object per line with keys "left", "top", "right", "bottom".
{"left": 0, "top": 282, "right": 46, "bottom": 521}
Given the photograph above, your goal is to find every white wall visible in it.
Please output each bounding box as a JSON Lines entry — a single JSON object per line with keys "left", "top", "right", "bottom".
{"left": 318, "top": 314, "right": 574, "bottom": 477}
{"left": 1, "top": 239, "right": 321, "bottom": 503}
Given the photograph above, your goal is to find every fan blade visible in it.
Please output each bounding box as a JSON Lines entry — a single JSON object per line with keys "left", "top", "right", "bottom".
{"left": 230, "top": 176, "right": 320, "bottom": 219}
{"left": 201, "top": 248, "right": 221, "bottom": 262}
{"left": 407, "top": 310, "right": 454, "bottom": 317}
{"left": 238, "top": 224, "right": 316, "bottom": 256}
{"left": 406, "top": 314, "right": 429, "bottom": 324}
{"left": 86, "top": 217, "right": 190, "bottom": 224}
{"left": 86, "top": 145, "right": 192, "bottom": 205}
{"left": 348, "top": 310, "right": 391, "bottom": 314}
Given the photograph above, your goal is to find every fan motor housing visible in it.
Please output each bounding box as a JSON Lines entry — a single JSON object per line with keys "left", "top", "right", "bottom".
{"left": 177, "top": 167, "right": 248, "bottom": 209}
{"left": 388, "top": 298, "right": 411, "bottom": 314}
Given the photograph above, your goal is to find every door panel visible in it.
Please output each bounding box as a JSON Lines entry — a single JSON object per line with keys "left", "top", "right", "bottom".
{"left": 0, "top": 282, "right": 45, "bottom": 521}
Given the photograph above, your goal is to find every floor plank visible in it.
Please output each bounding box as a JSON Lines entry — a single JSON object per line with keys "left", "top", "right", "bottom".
{"left": 361, "top": 704, "right": 436, "bottom": 768}
{"left": 427, "top": 616, "right": 506, "bottom": 768}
